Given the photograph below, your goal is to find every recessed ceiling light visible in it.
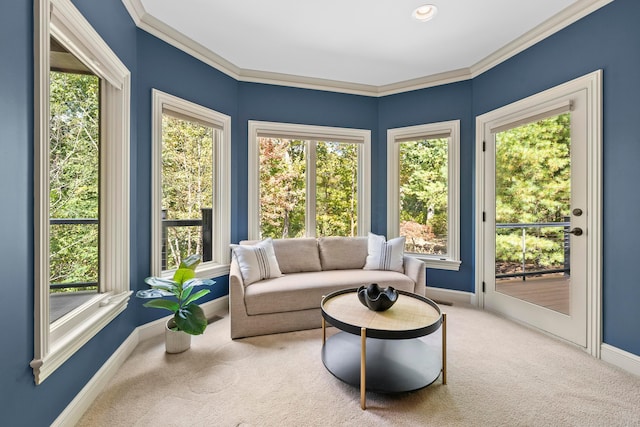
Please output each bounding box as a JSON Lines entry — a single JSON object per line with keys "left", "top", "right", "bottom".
{"left": 412, "top": 4, "right": 438, "bottom": 22}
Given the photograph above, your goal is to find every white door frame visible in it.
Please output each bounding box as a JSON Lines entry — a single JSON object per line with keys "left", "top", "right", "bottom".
{"left": 474, "top": 70, "right": 603, "bottom": 357}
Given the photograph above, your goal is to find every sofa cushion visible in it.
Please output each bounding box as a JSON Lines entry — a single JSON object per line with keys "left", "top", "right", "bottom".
{"left": 272, "top": 238, "right": 322, "bottom": 273}
{"left": 364, "top": 232, "right": 405, "bottom": 273}
{"left": 317, "top": 236, "right": 368, "bottom": 270}
{"left": 230, "top": 238, "right": 283, "bottom": 286}
{"left": 243, "top": 269, "right": 415, "bottom": 315}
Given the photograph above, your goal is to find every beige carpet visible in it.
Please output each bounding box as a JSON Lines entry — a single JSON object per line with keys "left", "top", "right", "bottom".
{"left": 78, "top": 303, "right": 640, "bottom": 426}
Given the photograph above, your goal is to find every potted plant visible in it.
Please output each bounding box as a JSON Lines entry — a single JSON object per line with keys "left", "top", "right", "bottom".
{"left": 136, "top": 254, "right": 215, "bottom": 353}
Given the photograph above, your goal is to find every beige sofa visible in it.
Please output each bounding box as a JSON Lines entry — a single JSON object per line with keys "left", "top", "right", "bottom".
{"left": 230, "top": 236, "right": 426, "bottom": 339}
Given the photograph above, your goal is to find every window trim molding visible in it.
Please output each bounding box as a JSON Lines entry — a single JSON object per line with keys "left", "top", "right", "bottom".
{"left": 387, "top": 120, "right": 461, "bottom": 271}
{"left": 248, "top": 121, "right": 371, "bottom": 240}
{"left": 32, "top": 0, "right": 131, "bottom": 384}
{"left": 151, "top": 89, "right": 231, "bottom": 279}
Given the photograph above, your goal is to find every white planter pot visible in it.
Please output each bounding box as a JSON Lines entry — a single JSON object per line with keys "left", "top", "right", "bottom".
{"left": 165, "top": 318, "right": 191, "bottom": 353}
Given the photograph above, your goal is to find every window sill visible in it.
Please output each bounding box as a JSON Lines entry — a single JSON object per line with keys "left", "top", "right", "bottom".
{"left": 410, "top": 255, "right": 461, "bottom": 271}
{"left": 195, "top": 263, "right": 230, "bottom": 279}
{"left": 160, "top": 262, "right": 230, "bottom": 281}
{"left": 31, "top": 290, "right": 132, "bottom": 384}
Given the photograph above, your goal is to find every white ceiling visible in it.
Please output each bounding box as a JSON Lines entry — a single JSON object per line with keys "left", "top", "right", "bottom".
{"left": 127, "top": 0, "right": 608, "bottom": 95}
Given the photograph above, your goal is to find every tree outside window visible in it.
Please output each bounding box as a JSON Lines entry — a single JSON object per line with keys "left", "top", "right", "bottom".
{"left": 161, "top": 113, "right": 214, "bottom": 270}
{"left": 387, "top": 120, "right": 460, "bottom": 270}
{"left": 249, "top": 121, "right": 370, "bottom": 241}
{"left": 258, "top": 137, "right": 359, "bottom": 239}
{"left": 399, "top": 138, "right": 448, "bottom": 255}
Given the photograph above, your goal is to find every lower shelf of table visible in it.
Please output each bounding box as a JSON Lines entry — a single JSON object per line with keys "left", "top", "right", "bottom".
{"left": 321, "top": 331, "right": 442, "bottom": 393}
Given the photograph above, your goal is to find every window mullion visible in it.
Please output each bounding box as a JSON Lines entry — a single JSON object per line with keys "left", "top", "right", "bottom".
{"left": 306, "top": 141, "right": 317, "bottom": 237}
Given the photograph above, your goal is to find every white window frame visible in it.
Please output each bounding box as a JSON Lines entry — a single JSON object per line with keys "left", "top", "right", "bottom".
{"left": 387, "top": 120, "right": 461, "bottom": 271}
{"left": 248, "top": 121, "right": 371, "bottom": 239}
{"left": 32, "top": 0, "right": 131, "bottom": 384}
{"left": 151, "top": 90, "right": 231, "bottom": 278}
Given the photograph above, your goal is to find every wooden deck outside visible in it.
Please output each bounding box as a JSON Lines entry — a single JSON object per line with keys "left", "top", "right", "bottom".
{"left": 495, "top": 274, "right": 570, "bottom": 315}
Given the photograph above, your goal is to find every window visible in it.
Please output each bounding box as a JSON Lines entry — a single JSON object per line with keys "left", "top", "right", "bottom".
{"left": 49, "top": 38, "right": 101, "bottom": 321}
{"left": 248, "top": 121, "right": 370, "bottom": 239}
{"left": 387, "top": 120, "right": 461, "bottom": 270}
{"left": 151, "top": 90, "right": 231, "bottom": 278}
{"left": 33, "top": 0, "right": 131, "bottom": 384}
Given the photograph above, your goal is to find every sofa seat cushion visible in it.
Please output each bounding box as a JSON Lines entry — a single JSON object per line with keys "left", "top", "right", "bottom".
{"left": 244, "top": 269, "right": 415, "bottom": 316}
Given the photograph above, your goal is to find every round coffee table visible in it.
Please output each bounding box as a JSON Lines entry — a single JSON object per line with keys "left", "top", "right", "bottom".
{"left": 321, "top": 288, "right": 446, "bottom": 409}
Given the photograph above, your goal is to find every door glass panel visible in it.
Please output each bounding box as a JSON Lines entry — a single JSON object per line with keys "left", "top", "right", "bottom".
{"left": 494, "top": 113, "right": 571, "bottom": 314}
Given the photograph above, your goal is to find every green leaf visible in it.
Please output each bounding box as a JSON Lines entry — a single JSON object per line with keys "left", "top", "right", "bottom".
{"left": 174, "top": 303, "right": 207, "bottom": 335}
{"left": 143, "top": 299, "right": 180, "bottom": 313}
{"left": 183, "top": 278, "right": 215, "bottom": 290}
{"left": 172, "top": 268, "right": 195, "bottom": 285}
{"left": 179, "top": 254, "right": 201, "bottom": 270}
{"left": 180, "top": 285, "right": 193, "bottom": 301}
{"left": 145, "top": 277, "right": 178, "bottom": 291}
{"left": 184, "top": 289, "right": 210, "bottom": 306}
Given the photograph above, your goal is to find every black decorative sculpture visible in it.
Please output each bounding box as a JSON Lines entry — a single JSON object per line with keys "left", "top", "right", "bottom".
{"left": 357, "top": 283, "right": 398, "bottom": 311}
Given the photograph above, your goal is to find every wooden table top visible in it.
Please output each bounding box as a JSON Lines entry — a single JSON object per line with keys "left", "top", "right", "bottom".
{"left": 322, "top": 288, "right": 442, "bottom": 339}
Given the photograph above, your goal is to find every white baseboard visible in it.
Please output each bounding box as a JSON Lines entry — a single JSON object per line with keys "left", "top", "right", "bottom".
{"left": 426, "top": 287, "right": 476, "bottom": 306}
{"left": 53, "top": 296, "right": 229, "bottom": 427}
{"left": 51, "top": 331, "right": 140, "bottom": 427}
{"left": 601, "top": 343, "right": 640, "bottom": 377}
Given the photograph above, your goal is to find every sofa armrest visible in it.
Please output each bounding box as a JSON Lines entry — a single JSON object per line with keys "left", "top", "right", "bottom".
{"left": 229, "top": 259, "right": 247, "bottom": 313}
{"left": 403, "top": 256, "right": 426, "bottom": 296}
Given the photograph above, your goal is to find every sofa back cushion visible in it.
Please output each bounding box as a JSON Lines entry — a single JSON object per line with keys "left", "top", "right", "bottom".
{"left": 318, "top": 236, "right": 368, "bottom": 270}
{"left": 272, "top": 238, "right": 322, "bottom": 273}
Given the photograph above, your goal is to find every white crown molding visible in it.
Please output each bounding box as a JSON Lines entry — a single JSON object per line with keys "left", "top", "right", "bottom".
{"left": 470, "top": 0, "right": 615, "bottom": 79}
{"left": 122, "top": 0, "right": 241, "bottom": 81}
{"left": 376, "top": 68, "right": 473, "bottom": 97}
{"left": 122, "top": 0, "right": 613, "bottom": 97}
{"left": 239, "top": 69, "right": 380, "bottom": 97}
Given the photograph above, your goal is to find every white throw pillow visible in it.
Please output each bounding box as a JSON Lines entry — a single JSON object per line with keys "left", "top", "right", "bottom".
{"left": 363, "top": 232, "right": 405, "bottom": 273}
{"left": 231, "top": 238, "right": 283, "bottom": 286}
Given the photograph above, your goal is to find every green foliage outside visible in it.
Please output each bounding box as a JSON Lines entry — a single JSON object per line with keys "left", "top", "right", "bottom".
{"left": 162, "top": 114, "right": 213, "bottom": 270}
{"left": 259, "top": 138, "right": 306, "bottom": 238}
{"left": 49, "top": 70, "right": 100, "bottom": 292}
{"left": 259, "top": 138, "right": 358, "bottom": 238}
{"left": 399, "top": 138, "right": 448, "bottom": 254}
{"left": 315, "top": 142, "right": 358, "bottom": 236}
{"left": 495, "top": 113, "right": 571, "bottom": 273}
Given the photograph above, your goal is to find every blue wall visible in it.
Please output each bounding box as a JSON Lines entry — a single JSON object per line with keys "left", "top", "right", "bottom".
{"left": 1, "top": 0, "right": 639, "bottom": 424}
{"left": 378, "top": 81, "right": 474, "bottom": 292}
{"left": 134, "top": 30, "right": 239, "bottom": 324}
{"left": 0, "top": 1, "right": 140, "bottom": 425}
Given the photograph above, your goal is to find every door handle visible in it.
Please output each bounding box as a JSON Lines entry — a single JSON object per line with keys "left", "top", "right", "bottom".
{"left": 565, "top": 227, "right": 583, "bottom": 236}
